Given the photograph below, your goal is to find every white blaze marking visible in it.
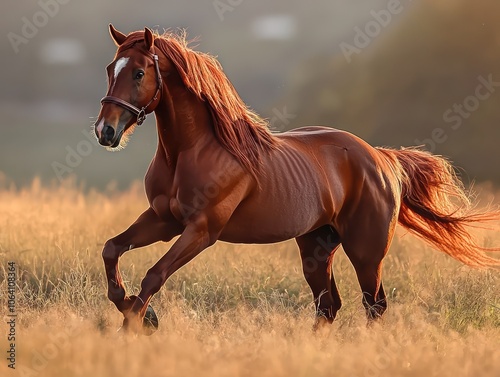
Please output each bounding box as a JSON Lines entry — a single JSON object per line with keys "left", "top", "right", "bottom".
{"left": 113, "top": 57, "right": 129, "bottom": 79}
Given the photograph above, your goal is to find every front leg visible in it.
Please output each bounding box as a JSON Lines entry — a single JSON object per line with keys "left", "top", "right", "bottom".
{"left": 102, "top": 207, "right": 182, "bottom": 313}
{"left": 122, "top": 216, "right": 215, "bottom": 333}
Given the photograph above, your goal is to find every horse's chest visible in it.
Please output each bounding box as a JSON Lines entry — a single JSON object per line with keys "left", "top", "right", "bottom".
{"left": 144, "top": 158, "right": 177, "bottom": 220}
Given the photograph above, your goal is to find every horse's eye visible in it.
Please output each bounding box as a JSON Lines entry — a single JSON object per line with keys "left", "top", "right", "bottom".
{"left": 135, "top": 70, "right": 145, "bottom": 80}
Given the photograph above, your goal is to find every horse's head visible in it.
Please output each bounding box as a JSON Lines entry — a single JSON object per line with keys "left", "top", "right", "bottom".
{"left": 94, "top": 25, "right": 164, "bottom": 149}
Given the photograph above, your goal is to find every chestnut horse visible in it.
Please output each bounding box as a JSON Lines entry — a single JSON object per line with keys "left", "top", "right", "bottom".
{"left": 95, "top": 25, "right": 499, "bottom": 334}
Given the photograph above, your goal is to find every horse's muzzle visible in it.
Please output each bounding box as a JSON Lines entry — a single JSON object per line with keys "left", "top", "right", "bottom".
{"left": 95, "top": 119, "right": 123, "bottom": 148}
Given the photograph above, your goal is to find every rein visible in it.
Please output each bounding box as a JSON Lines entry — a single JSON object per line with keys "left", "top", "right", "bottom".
{"left": 99, "top": 48, "right": 162, "bottom": 126}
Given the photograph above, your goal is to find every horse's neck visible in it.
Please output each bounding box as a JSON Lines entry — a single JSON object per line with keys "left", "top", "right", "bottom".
{"left": 154, "top": 83, "right": 214, "bottom": 162}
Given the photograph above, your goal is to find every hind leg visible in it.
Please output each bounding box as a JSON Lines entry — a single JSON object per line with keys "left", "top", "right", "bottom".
{"left": 341, "top": 211, "right": 397, "bottom": 321}
{"left": 296, "top": 225, "right": 342, "bottom": 327}
{"left": 351, "top": 261, "right": 388, "bottom": 320}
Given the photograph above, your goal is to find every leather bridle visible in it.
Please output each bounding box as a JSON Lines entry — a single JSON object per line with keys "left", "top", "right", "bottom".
{"left": 99, "top": 48, "right": 163, "bottom": 126}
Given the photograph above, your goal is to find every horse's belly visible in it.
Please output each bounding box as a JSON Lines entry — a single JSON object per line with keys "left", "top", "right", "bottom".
{"left": 219, "top": 187, "right": 331, "bottom": 244}
{"left": 219, "top": 215, "right": 307, "bottom": 243}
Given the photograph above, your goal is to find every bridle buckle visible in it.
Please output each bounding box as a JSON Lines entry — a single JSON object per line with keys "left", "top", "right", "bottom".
{"left": 137, "top": 108, "right": 146, "bottom": 126}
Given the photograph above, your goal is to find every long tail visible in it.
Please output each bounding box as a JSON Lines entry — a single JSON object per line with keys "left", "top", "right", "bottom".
{"left": 377, "top": 147, "right": 500, "bottom": 268}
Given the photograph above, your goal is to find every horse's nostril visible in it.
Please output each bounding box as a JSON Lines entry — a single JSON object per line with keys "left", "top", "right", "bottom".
{"left": 103, "top": 125, "right": 115, "bottom": 140}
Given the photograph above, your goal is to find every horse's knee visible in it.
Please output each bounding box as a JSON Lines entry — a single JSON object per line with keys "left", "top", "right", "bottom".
{"left": 108, "top": 284, "right": 126, "bottom": 304}
{"left": 102, "top": 239, "right": 120, "bottom": 263}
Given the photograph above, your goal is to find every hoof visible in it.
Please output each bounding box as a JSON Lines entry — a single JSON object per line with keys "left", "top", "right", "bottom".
{"left": 143, "top": 305, "right": 159, "bottom": 336}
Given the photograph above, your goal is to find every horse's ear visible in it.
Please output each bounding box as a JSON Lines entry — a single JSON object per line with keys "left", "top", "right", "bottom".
{"left": 144, "top": 27, "right": 155, "bottom": 51}
{"left": 109, "top": 24, "right": 127, "bottom": 46}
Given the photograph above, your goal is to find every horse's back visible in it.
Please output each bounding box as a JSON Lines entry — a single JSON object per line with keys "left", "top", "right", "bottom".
{"left": 276, "top": 126, "right": 386, "bottom": 177}
{"left": 278, "top": 126, "right": 375, "bottom": 153}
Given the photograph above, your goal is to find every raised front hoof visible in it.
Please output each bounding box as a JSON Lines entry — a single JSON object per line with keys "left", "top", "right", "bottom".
{"left": 143, "top": 304, "right": 159, "bottom": 336}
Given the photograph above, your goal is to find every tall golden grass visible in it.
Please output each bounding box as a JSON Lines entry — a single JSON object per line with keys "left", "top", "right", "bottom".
{"left": 0, "top": 178, "right": 499, "bottom": 377}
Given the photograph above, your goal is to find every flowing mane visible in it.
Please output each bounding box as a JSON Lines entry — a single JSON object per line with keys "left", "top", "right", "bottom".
{"left": 118, "top": 31, "right": 279, "bottom": 177}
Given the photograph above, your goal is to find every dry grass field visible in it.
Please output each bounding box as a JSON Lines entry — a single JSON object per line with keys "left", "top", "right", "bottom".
{"left": 0, "top": 177, "right": 499, "bottom": 377}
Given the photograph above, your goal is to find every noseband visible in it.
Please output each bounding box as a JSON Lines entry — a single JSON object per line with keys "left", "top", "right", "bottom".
{"left": 99, "top": 48, "right": 162, "bottom": 126}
